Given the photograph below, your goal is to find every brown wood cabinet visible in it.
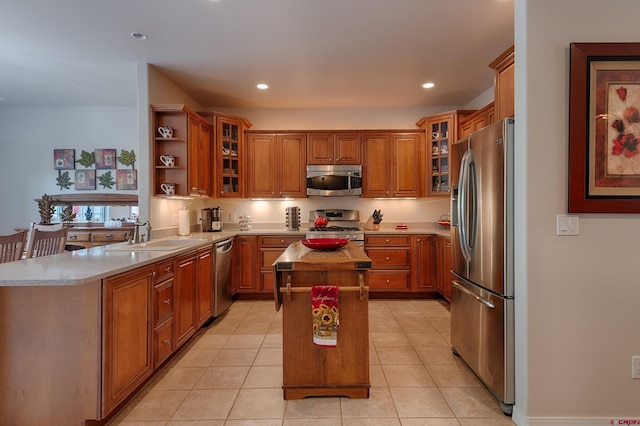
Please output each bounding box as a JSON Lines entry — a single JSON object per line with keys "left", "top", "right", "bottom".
{"left": 436, "top": 235, "right": 452, "bottom": 301}
{"left": 410, "top": 235, "right": 437, "bottom": 292}
{"left": 365, "top": 234, "right": 411, "bottom": 292}
{"left": 195, "top": 245, "right": 214, "bottom": 327}
{"left": 417, "top": 110, "right": 474, "bottom": 197}
{"left": 307, "top": 132, "right": 362, "bottom": 164}
{"left": 259, "top": 235, "right": 303, "bottom": 293}
{"left": 174, "top": 251, "right": 197, "bottom": 348}
{"left": 152, "top": 259, "right": 174, "bottom": 369}
{"left": 152, "top": 104, "right": 212, "bottom": 197}
{"left": 246, "top": 132, "right": 307, "bottom": 198}
{"left": 234, "top": 235, "right": 259, "bottom": 293}
{"left": 208, "top": 112, "right": 252, "bottom": 198}
{"left": 102, "top": 265, "right": 154, "bottom": 416}
{"left": 362, "top": 131, "right": 424, "bottom": 198}
{"left": 489, "top": 44, "right": 515, "bottom": 120}
{"left": 459, "top": 102, "right": 495, "bottom": 138}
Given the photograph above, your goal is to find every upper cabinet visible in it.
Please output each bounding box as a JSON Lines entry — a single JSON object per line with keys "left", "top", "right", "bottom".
{"left": 246, "top": 132, "right": 307, "bottom": 198}
{"left": 152, "top": 105, "right": 212, "bottom": 198}
{"left": 489, "top": 44, "right": 514, "bottom": 120}
{"left": 417, "top": 110, "right": 474, "bottom": 197}
{"left": 459, "top": 102, "right": 495, "bottom": 138}
{"left": 307, "top": 132, "right": 362, "bottom": 165}
{"left": 362, "top": 131, "right": 424, "bottom": 198}
{"left": 200, "top": 112, "right": 252, "bottom": 198}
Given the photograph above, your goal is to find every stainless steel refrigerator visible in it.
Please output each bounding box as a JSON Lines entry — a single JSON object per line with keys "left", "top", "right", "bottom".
{"left": 450, "top": 118, "right": 515, "bottom": 415}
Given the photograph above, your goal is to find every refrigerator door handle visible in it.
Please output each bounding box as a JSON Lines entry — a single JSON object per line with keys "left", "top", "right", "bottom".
{"left": 457, "top": 150, "right": 473, "bottom": 262}
{"left": 452, "top": 281, "right": 495, "bottom": 309}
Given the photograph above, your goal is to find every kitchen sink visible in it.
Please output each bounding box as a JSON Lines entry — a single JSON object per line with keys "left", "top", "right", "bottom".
{"left": 105, "top": 238, "right": 208, "bottom": 251}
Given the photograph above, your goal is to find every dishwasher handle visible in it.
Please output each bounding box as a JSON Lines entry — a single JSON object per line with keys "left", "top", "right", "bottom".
{"left": 215, "top": 238, "right": 233, "bottom": 254}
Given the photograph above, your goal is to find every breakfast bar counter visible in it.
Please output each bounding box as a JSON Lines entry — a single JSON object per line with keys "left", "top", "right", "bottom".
{"left": 273, "top": 241, "right": 372, "bottom": 400}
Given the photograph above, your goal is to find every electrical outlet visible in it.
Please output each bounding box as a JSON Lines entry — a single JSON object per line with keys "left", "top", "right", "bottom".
{"left": 171, "top": 215, "right": 179, "bottom": 225}
{"left": 632, "top": 356, "right": 640, "bottom": 379}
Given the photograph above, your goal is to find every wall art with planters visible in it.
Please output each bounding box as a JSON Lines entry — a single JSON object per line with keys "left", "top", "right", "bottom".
{"left": 53, "top": 148, "right": 137, "bottom": 191}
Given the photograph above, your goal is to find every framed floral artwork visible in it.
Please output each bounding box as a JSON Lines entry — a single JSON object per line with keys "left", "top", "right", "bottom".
{"left": 569, "top": 42, "right": 640, "bottom": 213}
{"left": 53, "top": 149, "right": 75, "bottom": 170}
{"left": 116, "top": 169, "right": 137, "bottom": 190}
{"left": 95, "top": 149, "right": 116, "bottom": 169}
{"left": 75, "top": 170, "right": 96, "bottom": 190}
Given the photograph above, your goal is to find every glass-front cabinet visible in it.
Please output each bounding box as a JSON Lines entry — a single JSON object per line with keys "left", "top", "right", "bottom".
{"left": 417, "top": 110, "right": 475, "bottom": 197}
{"left": 219, "top": 120, "right": 241, "bottom": 196}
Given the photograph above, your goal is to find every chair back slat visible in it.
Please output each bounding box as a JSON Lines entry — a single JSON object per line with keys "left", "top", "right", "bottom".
{"left": 0, "top": 230, "right": 28, "bottom": 263}
{"left": 26, "top": 228, "right": 68, "bottom": 258}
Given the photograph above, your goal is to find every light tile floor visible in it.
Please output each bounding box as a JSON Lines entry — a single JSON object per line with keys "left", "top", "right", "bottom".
{"left": 108, "top": 299, "right": 515, "bottom": 426}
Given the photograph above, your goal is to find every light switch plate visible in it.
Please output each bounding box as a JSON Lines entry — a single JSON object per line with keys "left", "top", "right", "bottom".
{"left": 556, "top": 214, "right": 579, "bottom": 236}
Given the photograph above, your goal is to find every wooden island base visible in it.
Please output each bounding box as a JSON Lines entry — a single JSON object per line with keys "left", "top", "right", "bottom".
{"left": 273, "top": 242, "right": 372, "bottom": 400}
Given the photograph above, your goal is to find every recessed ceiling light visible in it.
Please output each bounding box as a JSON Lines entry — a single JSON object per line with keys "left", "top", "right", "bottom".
{"left": 130, "top": 32, "right": 147, "bottom": 40}
{"left": 422, "top": 82, "right": 435, "bottom": 89}
{"left": 256, "top": 83, "right": 269, "bottom": 90}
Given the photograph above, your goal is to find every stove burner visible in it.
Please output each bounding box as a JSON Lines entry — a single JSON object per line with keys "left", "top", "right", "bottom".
{"left": 309, "top": 226, "right": 361, "bottom": 232}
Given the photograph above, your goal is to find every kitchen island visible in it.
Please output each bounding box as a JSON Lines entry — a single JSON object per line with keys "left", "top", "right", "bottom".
{"left": 273, "top": 241, "right": 372, "bottom": 399}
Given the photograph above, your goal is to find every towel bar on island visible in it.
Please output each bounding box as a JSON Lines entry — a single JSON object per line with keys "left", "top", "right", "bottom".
{"left": 279, "top": 272, "right": 367, "bottom": 301}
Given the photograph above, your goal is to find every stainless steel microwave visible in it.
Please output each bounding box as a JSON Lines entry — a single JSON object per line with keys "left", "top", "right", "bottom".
{"left": 306, "top": 165, "right": 363, "bottom": 196}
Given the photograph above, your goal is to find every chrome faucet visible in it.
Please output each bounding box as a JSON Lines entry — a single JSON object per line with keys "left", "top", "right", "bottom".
{"left": 130, "top": 220, "right": 150, "bottom": 245}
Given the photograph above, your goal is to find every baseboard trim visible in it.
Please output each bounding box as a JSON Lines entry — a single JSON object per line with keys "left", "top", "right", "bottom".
{"left": 512, "top": 409, "right": 640, "bottom": 426}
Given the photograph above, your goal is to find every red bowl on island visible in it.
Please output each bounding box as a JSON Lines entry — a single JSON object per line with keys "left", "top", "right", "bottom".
{"left": 301, "top": 238, "right": 349, "bottom": 251}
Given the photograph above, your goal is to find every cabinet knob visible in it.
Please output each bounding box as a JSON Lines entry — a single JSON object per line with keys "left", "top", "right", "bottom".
{"left": 385, "top": 239, "right": 390, "bottom": 243}
{"left": 280, "top": 239, "right": 284, "bottom": 243}
{"left": 164, "top": 267, "right": 171, "bottom": 273}
{"left": 385, "top": 256, "right": 390, "bottom": 261}
{"left": 417, "top": 238, "right": 421, "bottom": 242}
{"left": 164, "top": 298, "right": 171, "bottom": 305}
{"left": 163, "top": 339, "right": 171, "bottom": 345}
{"left": 151, "top": 271, "right": 157, "bottom": 278}
{"left": 386, "top": 279, "right": 390, "bottom": 284}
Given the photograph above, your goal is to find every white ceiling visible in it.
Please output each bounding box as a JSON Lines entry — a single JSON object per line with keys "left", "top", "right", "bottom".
{"left": 0, "top": 0, "right": 513, "bottom": 109}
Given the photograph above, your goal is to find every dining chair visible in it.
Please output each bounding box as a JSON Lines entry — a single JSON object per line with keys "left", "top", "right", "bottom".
{"left": 0, "top": 230, "right": 28, "bottom": 263}
{"left": 26, "top": 228, "right": 68, "bottom": 258}
{"left": 24, "top": 222, "right": 65, "bottom": 252}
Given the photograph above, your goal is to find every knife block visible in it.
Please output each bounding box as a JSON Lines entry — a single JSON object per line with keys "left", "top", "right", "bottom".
{"left": 363, "top": 216, "right": 379, "bottom": 230}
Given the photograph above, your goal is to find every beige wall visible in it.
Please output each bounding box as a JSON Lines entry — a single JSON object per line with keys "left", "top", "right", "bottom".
{"left": 514, "top": 0, "right": 640, "bottom": 423}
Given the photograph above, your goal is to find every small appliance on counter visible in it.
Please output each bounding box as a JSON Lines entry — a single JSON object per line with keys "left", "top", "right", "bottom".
{"left": 285, "top": 206, "right": 301, "bottom": 231}
{"left": 201, "top": 207, "right": 223, "bottom": 232}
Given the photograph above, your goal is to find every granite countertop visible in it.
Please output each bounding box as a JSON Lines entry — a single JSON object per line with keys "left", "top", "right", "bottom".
{"left": 0, "top": 224, "right": 450, "bottom": 287}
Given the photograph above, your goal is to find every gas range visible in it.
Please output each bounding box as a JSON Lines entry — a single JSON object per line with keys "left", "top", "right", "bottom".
{"left": 305, "top": 209, "right": 364, "bottom": 244}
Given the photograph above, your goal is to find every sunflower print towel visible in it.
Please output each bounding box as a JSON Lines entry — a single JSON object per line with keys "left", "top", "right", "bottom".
{"left": 311, "top": 286, "right": 339, "bottom": 347}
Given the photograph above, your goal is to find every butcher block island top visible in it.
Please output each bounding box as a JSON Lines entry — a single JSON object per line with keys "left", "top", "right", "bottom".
{"left": 272, "top": 241, "right": 372, "bottom": 400}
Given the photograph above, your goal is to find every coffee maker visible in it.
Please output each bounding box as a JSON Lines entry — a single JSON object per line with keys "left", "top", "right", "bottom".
{"left": 201, "top": 207, "right": 223, "bottom": 232}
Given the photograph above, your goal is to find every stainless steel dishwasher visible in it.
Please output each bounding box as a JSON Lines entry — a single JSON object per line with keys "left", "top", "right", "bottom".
{"left": 213, "top": 238, "right": 233, "bottom": 317}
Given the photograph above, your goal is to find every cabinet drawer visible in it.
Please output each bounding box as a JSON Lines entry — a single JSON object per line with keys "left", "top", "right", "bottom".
{"left": 367, "top": 271, "right": 411, "bottom": 290}
{"left": 155, "top": 260, "right": 174, "bottom": 283}
{"left": 365, "top": 235, "right": 410, "bottom": 247}
{"left": 154, "top": 281, "right": 174, "bottom": 325}
{"left": 91, "top": 231, "right": 130, "bottom": 243}
{"left": 154, "top": 320, "right": 173, "bottom": 368}
{"left": 259, "top": 235, "right": 302, "bottom": 247}
{"left": 366, "top": 248, "right": 410, "bottom": 268}
{"left": 66, "top": 232, "right": 91, "bottom": 242}
{"left": 261, "top": 248, "right": 287, "bottom": 269}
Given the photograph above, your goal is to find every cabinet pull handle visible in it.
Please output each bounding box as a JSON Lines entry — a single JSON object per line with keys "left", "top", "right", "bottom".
{"left": 69, "top": 235, "right": 77, "bottom": 240}
{"left": 105, "top": 234, "right": 113, "bottom": 240}
{"left": 164, "top": 299, "right": 171, "bottom": 304}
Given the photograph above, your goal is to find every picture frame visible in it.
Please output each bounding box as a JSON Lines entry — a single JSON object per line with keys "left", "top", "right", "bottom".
{"left": 53, "top": 149, "right": 75, "bottom": 170}
{"left": 569, "top": 42, "right": 640, "bottom": 213}
{"left": 95, "top": 149, "right": 116, "bottom": 169}
{"left": 116, "top": 169, "right": 137, "bottom": 190}
{"left": 74, "top": 170, "right": 96, "bottom": 190}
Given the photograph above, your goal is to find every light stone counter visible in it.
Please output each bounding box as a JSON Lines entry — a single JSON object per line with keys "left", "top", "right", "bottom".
{"left": 0, "top": 224, "right": 450, "bottom": 287}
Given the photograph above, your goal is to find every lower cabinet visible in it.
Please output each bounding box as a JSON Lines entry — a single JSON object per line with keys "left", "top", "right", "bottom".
{"left": 175, "top": 251, "right": 197, "bottom": 348}
{"left": 436, "top": 235, "right": 452, "bottom": 301}
{"left": 410, "top": 235, "right": 437, "bottom": 292}
{"left": 234, "top": 236, "right": 258, "bottom": 293}
{"left": 153, "top": 259, "right": 174, "bottom": 368}
{"left": 103, "top": 265, "right": 154, "bottom": 416}
{"left": 195, "top": 245, "right": 214, "bottom": 327}
{"left": 259, "top": 235, "right": 302, "bottom": 292}
{"left": 365, "top": 235, "right": 411, "bottom": 292}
